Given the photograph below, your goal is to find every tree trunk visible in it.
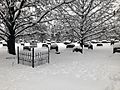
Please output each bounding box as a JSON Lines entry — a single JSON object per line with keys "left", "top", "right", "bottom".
{"left": 7, "top": 35, "right": 16, "bottom": 55}
{"left": 80, "top": 39, "right": 84, "bottom": 54}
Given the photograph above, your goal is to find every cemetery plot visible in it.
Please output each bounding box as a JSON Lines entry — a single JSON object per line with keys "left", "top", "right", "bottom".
{"left": 17, "top": 47, "right": 50, "bottom": 68}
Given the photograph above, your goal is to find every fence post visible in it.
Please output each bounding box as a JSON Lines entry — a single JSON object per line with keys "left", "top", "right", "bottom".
{"left": 32, "top": 48, "right": 34, "bottom": 68}
{"left": 48, "top": 47, "right": 50, "bottom": 63}
{"left": 17, "top": 46, "right": 19, "bottom": 64}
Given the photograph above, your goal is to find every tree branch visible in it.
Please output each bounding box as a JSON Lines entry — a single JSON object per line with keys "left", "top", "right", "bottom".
{"left": 14, "top": 0, "right": 26, "bottom": 21}
{"left": 68, "top": 4, "right": 83, "bottom": 17}
{"left": 15, "top": 0, "right": 76, "bottom": 37}
{"left": 83, "top": 30, "right": 103, "bottom": 40}
{"left": 0, "top": 28, "right": 9, "bottom": 37}
{"left": 84, "top": 13, "right": 115, "bottom": 36}
{"left": 0, "top": 34, "right": 7, "bottom": 42}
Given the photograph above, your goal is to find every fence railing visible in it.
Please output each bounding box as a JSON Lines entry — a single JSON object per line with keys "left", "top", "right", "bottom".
{"left": 17, "top": 47, "right": 50, "bottom": 68}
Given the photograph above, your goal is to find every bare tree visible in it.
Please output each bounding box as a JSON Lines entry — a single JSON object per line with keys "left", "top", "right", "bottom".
{"left": 0, "top": 0, "right": 75, "bottom": 55}
{"left": 52, "top": 0, "right": 118, "bottom": 53}
{"left": 108, "top": 7, "right": 120, "bottom": 40}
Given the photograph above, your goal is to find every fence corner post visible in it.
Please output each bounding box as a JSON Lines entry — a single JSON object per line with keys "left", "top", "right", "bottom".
{"left": 32, "top": 48, "right": 34, "bottom": 68}
{"left": 17, "top": 46, "right": 19, "bottom": 64}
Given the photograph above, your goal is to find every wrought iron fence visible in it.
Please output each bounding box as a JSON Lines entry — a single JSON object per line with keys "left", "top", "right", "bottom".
{"left": 17, "top": 47, "right": 50, "bottom": 68}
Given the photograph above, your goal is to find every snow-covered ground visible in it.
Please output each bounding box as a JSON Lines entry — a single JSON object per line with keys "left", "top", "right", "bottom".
{"left": 0, "top": 43, "right": 120, "bottom": 90}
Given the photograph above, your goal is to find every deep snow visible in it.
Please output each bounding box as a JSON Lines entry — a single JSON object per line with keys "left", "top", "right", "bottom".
{"left": 0, "top": 43, "right": 120, "bottom": 90}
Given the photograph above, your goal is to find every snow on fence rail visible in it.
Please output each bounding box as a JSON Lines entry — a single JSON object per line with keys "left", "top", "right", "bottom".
{"left": 17, "top": 47, "right": 50, "bottom": 68}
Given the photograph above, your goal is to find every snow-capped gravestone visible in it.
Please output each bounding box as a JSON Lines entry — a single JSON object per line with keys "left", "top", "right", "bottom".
{"left": 97, "top": 43, "right": 103, "bottom": 46}
{"left": 73, "top": 46, "right": 82, "bottom": 53}
{"left": 23, "top": 46, "right": 31, "bottom": 51}
{"left": 50, "top": 43, "right": 60, "bottom": 54}
{"left": 42, "top": 43, "right": 49, "bottom": 48}
{"left": 113, "top": 43, "right": 120, "bottom": 53}
{"left": 88, "top": 44, "right": 93, "bottom": 50}
{"left": 50, "top": 43, "right": 59, "bottom": 51}
{"left": 66, "top": 44, "right": 75, "bottom": 48}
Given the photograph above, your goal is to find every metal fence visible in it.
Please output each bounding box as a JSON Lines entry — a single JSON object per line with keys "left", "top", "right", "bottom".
{"left": 17, "top": 47, "right": 50, "bottom": 68}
